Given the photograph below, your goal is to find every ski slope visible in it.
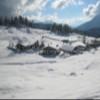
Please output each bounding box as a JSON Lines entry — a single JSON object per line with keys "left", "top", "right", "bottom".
{"left": 0, "top": 27, "right": 100, "bottom": 99}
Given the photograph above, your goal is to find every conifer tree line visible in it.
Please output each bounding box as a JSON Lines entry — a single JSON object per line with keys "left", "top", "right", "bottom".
{"left": 0, "top": 16, "right": 33, "bottom": 27}
{"left": 47, "top": 22, "right": 86, "bottom": 35}
{"left": 0, "top": 16, "right": 86, "bottom": 35}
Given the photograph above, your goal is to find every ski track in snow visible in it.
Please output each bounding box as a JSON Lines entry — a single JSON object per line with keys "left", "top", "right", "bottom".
{"left": 0, "top": 27, "right": 100, "bottom": 99}
{"left": 0, "top": 61, "right": 57, "bottom": 65}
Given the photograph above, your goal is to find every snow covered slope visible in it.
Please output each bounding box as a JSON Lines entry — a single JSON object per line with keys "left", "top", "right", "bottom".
{"left": 0, "top": 27, "right": 100, "bottom": 99}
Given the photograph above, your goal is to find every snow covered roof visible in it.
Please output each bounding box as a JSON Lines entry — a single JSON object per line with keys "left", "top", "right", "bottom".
{"left": 67, "top": 36, "right": 78, "bottom": 42}
{"left": 96, "top": 38, "right": 100, "bottom": 41}
{"left": 72, "top": 41, "right": 86, "bottom": 48}
{"left": 61, "top": 41, "right": 86, "bottom": 52}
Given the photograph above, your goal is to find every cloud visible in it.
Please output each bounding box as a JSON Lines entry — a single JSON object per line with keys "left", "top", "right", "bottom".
{"left": 0, "top": 0, "right": 85, "bottom": 26}
{"left": 1, "top": 0, "right": 99, "bottom": 27}
{"left": 83, "top": 1, "right": 100, "bottom": 18}
{"left": 51, "top": 0, "right": 84, "bottom": 9}
{"left": 23, "top": 0, "right": 50, "bottom": 13}
{"left": 95, "top": 1, "right": 100, "bottom": 15}
{"left": 28, "top": 12, "right": 89, "bottom": 27}
{"left": 0, "top": 0, "right": 22, "bottom": 17}
{"left": 0, "top": 0, "right": 50, "bottom": 17}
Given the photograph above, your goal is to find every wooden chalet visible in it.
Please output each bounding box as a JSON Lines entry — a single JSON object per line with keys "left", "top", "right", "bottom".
{"left": 42, "top": 46, "right": 60, "bottom": 55}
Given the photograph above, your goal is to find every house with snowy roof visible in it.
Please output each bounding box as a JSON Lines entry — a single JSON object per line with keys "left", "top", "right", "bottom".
{"left": 41, "top": 46, "right": 60, "bottom": 55}
{"left": 60, "top": 41, "right": 86, "bottom": 53}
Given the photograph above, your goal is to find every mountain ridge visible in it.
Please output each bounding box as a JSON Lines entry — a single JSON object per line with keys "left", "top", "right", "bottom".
{"left": 78, "top": 15, "right": 100, "bottom": 31}
{"left": 78, "top": 15, "right": 100, "bottom": 37}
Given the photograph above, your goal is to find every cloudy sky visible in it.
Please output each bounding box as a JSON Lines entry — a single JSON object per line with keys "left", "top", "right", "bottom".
{"left": 0, "top": 0, "right": 100, "bottom": 27}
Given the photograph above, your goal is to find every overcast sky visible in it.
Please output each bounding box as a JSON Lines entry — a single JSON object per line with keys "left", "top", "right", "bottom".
{"left": 0, "top": 0, "right": 100, "bottom": 27}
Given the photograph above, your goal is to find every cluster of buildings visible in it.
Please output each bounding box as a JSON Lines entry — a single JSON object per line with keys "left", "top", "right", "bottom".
{"left": 8, "top": 36, "right": 100, "bottom": 56}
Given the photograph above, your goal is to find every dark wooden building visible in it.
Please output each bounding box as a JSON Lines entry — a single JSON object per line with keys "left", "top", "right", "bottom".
{"left": 42, "top": 46, "right": 60, "bottom": 55}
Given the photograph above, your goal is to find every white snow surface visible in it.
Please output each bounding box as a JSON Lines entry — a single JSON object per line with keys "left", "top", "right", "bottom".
{"left": 0, "top": 27, "right": 100, "bottom": 99}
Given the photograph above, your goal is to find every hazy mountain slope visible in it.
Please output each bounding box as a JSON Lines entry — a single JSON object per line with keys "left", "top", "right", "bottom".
{"left": 87, "top": 28, "right": 100, "bottom": 37}
{"left": 78, "top": 15, "right": 100, "bottom": 31}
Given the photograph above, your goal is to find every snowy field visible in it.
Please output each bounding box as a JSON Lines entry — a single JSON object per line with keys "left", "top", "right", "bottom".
{"left": 0, "top": 27, "right": 100, "bottom": 99}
